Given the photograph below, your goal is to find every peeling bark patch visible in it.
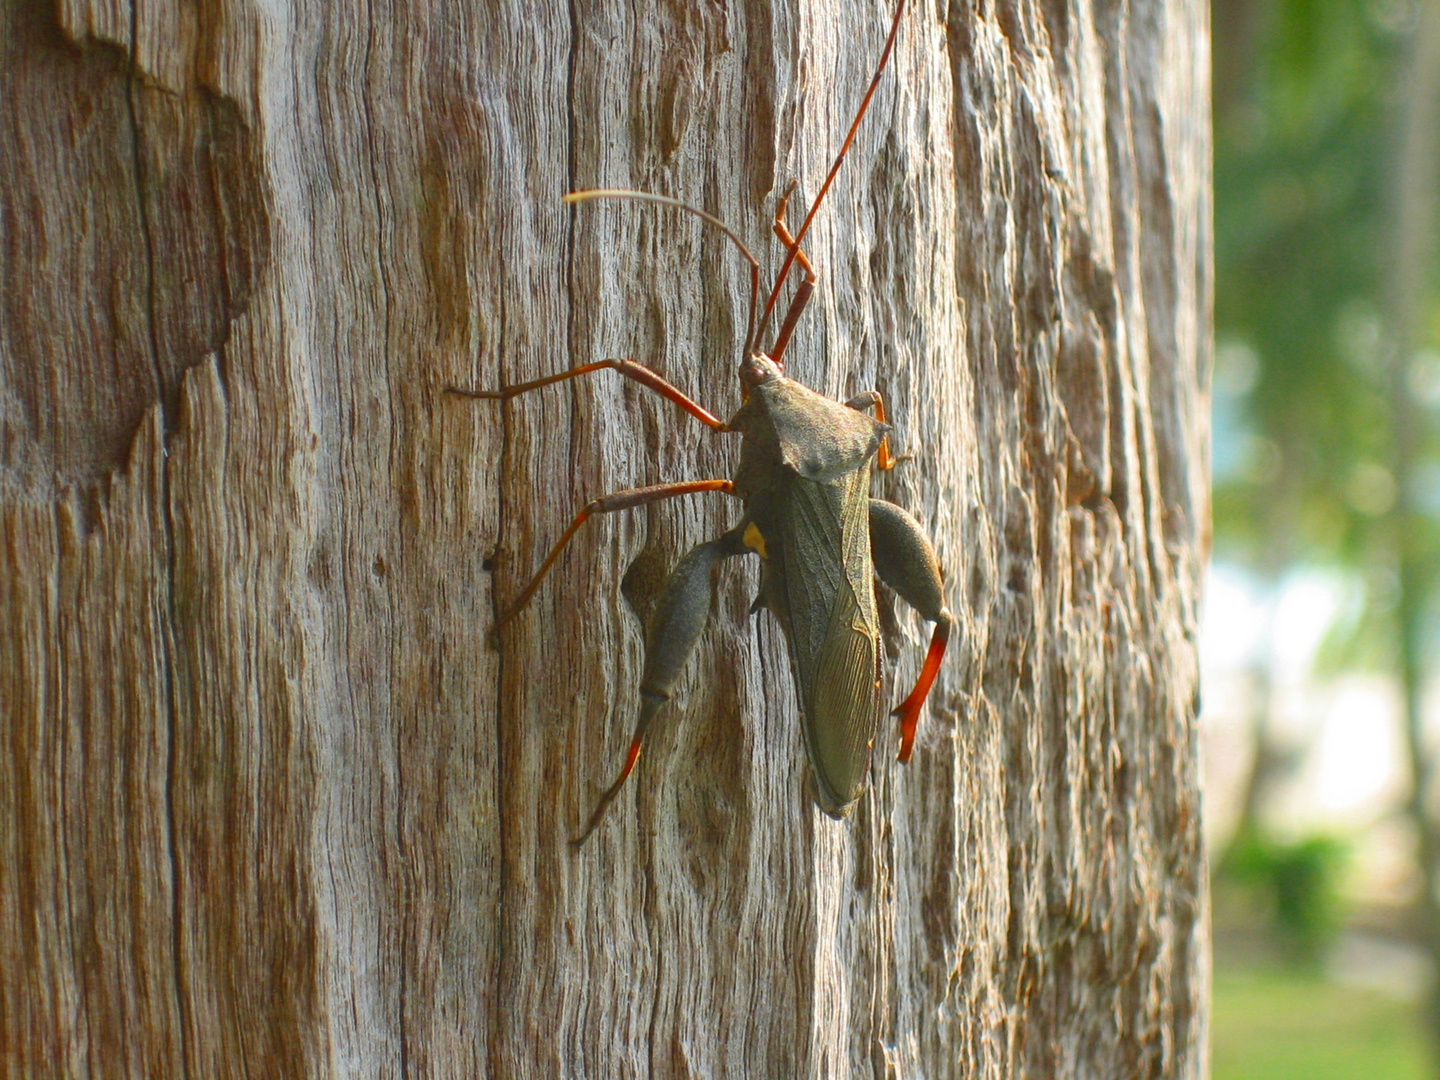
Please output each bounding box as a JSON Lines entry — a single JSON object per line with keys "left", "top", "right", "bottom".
{"left": 0, "top": 6, "right": 268, "bottom": 498}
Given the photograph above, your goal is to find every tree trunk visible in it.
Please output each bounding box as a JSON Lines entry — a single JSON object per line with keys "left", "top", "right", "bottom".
{"left": 0, "top": 0, "right": 1210, "bottom": 1075}
{"left": 1388, "top": 0, "right": 1440, "bottom": 1065}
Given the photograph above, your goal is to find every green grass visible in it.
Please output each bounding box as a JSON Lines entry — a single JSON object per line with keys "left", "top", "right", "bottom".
{"left": 1212, "top": 966, "right": 1432, "bottom": 1080}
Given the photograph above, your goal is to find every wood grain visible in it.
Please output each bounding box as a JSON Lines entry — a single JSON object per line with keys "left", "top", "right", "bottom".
{"left": 1, "top": 0, "right": 1210, "bottom": 1074}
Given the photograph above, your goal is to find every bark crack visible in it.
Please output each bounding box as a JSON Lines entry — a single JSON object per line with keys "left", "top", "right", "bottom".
{"left": 485, "top": 290, "right": 510, "bottom": 1080}
{"left": 51, "top": 500, "right": 91, "bottom": 1075}
{"left": 358, "top": 0, "right": 406, "bottom": 1071}
{"left": 122, "top": 2, "right": 191, "bottom": 1075}
{"left": 562, "top": 0, "right": 583, "bottom": 615}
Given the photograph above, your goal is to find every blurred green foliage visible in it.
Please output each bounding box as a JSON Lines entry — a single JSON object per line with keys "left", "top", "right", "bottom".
{"left": 1212, "top": 0, "right": 1440, "bottom": 582}
{"left": 1218, "top": 827, "right": 1350, "bottom": 963}
{"left": 1211, "top": 0, "right": 1440, "bottom": 1071}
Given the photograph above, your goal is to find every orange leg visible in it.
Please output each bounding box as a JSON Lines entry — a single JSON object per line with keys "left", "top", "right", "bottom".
{"left": 572, "top": 736, "right": 646, "bottom": 848}
{"left": 751, "top": 0, "right": 907, "bottom": 357}
{"left": 869, "top": 499, "right": 951, "bottom": 760}
{"left": 846, "top": 390, "right": 907, "bottom": 470}
{"left": 769, "top": 181, "right": 819, "bottom": 366}
{"left": 773, "top": 181, "right": 816, "bottom": 277}
{"left": 892, "top": 616, "right": 951, "bottom": 762}
{"left": 491, "top": 479, "right": 735, "bottom": 639}
{"left": 447, "top": 358, "right": 727, "bottom": 432}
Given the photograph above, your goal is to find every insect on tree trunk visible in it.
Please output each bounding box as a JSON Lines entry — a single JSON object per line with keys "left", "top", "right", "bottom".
{"left": 0, "top": 0, "right": 1210, "bottom": 1076}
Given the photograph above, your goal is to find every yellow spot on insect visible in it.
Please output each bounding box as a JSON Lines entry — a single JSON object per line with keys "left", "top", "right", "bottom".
{"left": 743, "top": 522, "right": 769, "bottom": 559}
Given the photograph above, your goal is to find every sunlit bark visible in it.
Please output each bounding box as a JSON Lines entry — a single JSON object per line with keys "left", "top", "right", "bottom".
{"left": 0, "top": 0, "right": 1210, "bottom": 1073}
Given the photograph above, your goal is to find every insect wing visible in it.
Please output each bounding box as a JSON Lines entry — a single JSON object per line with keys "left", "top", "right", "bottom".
{"left": 771, "top": 466, "right": 882, "bottom": 816}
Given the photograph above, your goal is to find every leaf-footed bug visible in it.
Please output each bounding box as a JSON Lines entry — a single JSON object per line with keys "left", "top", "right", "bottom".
{"left": 449, "top": 0, "right": 952, "bottom": 846}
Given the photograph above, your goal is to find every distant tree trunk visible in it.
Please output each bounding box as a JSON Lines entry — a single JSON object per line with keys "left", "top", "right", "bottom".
{"left": 0, "top": 0, "right": 1210, "bottom": 1075}
{"left": 1388, "top": 0, "right": 1440, "bottom": 1067}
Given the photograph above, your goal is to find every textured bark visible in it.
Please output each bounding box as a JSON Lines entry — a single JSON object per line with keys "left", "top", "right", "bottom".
{"left": 0, "top": 0, "right": 1210, "bottom": 1075}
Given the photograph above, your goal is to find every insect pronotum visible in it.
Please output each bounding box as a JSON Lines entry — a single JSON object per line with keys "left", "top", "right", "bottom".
{"left": 450, "top": 0, "right": 952, "bottom": 846}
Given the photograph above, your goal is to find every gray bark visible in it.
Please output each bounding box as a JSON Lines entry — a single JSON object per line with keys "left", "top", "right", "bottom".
{"left": 0, "top": 0, "right": 1210, "bottom": 1075}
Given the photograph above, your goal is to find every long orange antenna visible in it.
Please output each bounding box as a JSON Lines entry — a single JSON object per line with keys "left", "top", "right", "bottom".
{"left": 753, "top": 0, "right": 907, "bottom": 352}
{"left": 563, "top": 190, "right": 763, "bottom": 355}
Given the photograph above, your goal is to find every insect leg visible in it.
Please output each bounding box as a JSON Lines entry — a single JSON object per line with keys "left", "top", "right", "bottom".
{"left": 573, "top": 526, "right": 748, "bottom": 846}
{"left": 753, "top": 0, "right": 907, "bottom": 349}
{"left": 845, "top": 390, "right": 910, "bottom": 470}
{"left": 768, "top": 182, "right": 818, "bottom": 366}
{"left": 773, "top": 181, "right": 816, "bottom": 277}
{"left": 491, "top": 479, "right": 736, "bottom": 640}
{"left": 447, "top": 358, "right": 728, "bottom": 431}
{"left": 869, "top": 499, "right": 953, "bottom": 762}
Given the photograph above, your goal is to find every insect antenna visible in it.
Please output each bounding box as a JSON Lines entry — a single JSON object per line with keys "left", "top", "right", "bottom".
{"left": 753, "top": 0, "right": 907, "bottom": 357}
{"left": 563, "top": 190, "right": 763, "bottom": 357}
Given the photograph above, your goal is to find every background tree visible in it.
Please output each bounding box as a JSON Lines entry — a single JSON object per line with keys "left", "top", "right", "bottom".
{"left": 1212, "top": 0, "right": 1440, "bottom": 1066}
{"left": 1388, "top": 0, "right": 1440, "bottom": 1059}
{"left": 0, "top": 0, "right": 1209, "bottom": 1074}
